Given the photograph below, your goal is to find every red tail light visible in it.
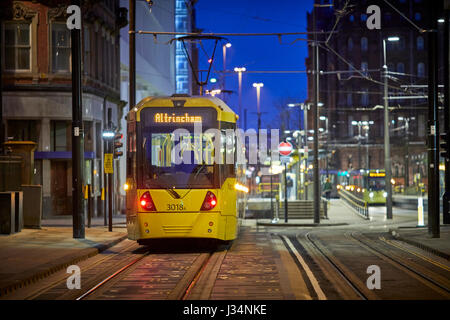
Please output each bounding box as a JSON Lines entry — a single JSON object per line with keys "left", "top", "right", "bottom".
{"left": 140, "top": 191, "right": 156, "bottom": 211}
{"left": 200, "top": 191, "right": 217, "bottom": 211}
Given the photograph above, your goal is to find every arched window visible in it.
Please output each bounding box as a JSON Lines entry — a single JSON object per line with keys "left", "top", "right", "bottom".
{"left": 348, "top": 37, "right": 353, "bottom": 50}
{"left": 361, "top": 37, "right": 368, "bottom": 51}
{"left": 417, "top": 36, "right": 424, "bottom": 50}
{"left": 417, "top": 62, "right": 425, "bottom": 77}
{"left": 397, "top": 62, "right": 405, "bottom": 74}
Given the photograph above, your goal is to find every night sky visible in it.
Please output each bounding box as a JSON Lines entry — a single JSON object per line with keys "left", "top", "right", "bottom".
{"left": 195, "top": 0, "right": 314, "bottom": 131}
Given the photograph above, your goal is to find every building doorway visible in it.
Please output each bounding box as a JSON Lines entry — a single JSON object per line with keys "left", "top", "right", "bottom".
{"left": 51, "top": 160, "right": 69, "bottom": 215}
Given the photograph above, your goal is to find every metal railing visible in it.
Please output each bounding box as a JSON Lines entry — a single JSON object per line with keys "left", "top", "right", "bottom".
{"left": 338, "top": 189, "right": 369, "bottom": 220}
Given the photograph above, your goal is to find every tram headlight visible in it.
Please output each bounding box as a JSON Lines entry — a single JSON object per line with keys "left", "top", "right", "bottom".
{"left": 200, "top": 191, "right": 217, "bottom": 211}
{"left": 369, "top": 192, "right": 374, "bottom": 198}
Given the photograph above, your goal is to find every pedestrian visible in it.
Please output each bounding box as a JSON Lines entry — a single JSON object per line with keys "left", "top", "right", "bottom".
{"left": 323, "top": 178, "right": 332, "bottom": 200}
{"left": 286, "top": 176, "right": 293, "bottom": 199}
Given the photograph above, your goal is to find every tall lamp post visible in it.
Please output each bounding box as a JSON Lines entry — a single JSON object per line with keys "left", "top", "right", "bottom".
{"left": 320, "top": 115, "right": 329, "bottom": 176}
{"left": 222, "top": 43, "right": 232, "bottom": 96}
{"left": 234, "top": 67, "right": 246, "bottom": 128}
{"left": 253, "top": 82, "right": 264, "bottom": 141}
{"left": 383, "top": 36, "right": 399, "bottom": 220}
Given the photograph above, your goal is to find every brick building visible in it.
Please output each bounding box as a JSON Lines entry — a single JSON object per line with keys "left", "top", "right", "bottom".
{"left": 1, "top": 0, "right": 127, "bottom": 216}
{"left": 305, "top": 0, "right": 441, "bottom": 188}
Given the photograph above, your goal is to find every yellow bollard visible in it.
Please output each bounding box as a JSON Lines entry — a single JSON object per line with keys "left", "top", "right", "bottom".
{"left": 101, "top": 187, "right": 105, "bottom": 201}
{"left": 84, "top": 185, "right": 88, "bottom": 200}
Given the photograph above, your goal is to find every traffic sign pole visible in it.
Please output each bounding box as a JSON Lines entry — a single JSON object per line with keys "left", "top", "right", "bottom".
{"left": 284, "top": 163, "right": 288, "bottom": 223}
{"left": 278, "top": 142, "right": 293, "bottom": 223}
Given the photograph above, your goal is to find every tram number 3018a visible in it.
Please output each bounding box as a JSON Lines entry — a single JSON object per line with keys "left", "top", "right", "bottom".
{"left": 167, "top": 203, "right": 185, "bottom": 211}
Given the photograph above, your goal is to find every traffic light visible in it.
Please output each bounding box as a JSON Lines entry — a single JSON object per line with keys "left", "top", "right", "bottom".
{"left": 440, "top": 132, "right": 449, "bottom": 159}
{"left": 114, "top": 132, "right": 123, "bottom": 158}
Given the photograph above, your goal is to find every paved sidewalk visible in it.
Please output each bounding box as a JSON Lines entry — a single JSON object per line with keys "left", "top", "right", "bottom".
{"left": 390, "top": 225, "right": 450, "bottom": 260}
{"left": 0, "top": 222, "right": 127, "bottom": 297}
{"left": 256, "top": 199, "right": 369, "bottom": 227}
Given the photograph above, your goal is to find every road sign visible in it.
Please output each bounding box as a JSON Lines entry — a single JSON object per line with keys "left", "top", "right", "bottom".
{"left": 278, "top": 142, "right": 293, "bottom": 156}
{"left": 104, "top": 153, "right": 113, "bottom": 174}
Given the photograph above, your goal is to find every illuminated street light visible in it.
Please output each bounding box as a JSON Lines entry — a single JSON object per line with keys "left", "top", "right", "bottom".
{"left": 205, "top": 89, "right": 222, "bottom": 97}
{"left": 253, "top": 82, "right": 264, "bottom": 150}
{"left": 234, "top": 67, "right": 246, "bottom": 128}
{"left": 382, "top": 36, "right": 399, "bottom": 220}
{"left": 222, "top": 43, "right": 232, "bottom": 95}
{"left": 387, "top": 36, "right": 400, "bottom": 42}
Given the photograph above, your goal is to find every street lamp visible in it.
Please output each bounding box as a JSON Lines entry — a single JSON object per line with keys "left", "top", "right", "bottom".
{"left": 383, "top": 36, "right": 399, "bottom": 219}
{"left": 397, "top": 116, "right": 414, "bottom": 188}
{"left": 253, "top": 82, "right": 264, "bottom": 138}
{"left": 234, "top": 67, "right": 246, "bottom": 128}
{"left": 352, "top": 120, "right": 374, "bottom": 170}
{"left": 205, "top": 89, "right": 222, "bottom": 97}
{"left": 222, "top": 43, "right": 232, "bottom": 94}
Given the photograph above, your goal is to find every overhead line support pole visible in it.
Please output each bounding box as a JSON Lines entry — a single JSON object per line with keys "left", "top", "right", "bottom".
{"left": 443, "top": 0, "right": 450, "bottom": 225}
{"left": 427, "top": 3, "right": 440, "bottom": 237}
{"left": 313, "top": 6, "right": 320, "bottom": 224}
{"left": 72, "top": 0, "right": 85, "bottom": 239}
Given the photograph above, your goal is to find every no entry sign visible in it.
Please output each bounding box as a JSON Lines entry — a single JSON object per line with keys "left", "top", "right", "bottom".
{"left": 278, "top": 141, "right": 293, "bottom": 156}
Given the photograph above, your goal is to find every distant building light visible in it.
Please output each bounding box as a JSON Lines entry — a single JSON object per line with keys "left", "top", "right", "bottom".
{"left": 210, "top": 78, "right": 217, "bottom": 83}
{"left": 387, "top": 36, "right": 400, "bottom": 42}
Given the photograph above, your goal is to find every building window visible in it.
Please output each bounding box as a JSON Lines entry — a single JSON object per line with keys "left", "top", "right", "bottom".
{"left": 51, "top": 121, "right": 69, "bottom": 151}
{"left": 415, "top": 13, "right": 421, "bottom": 21}
{"left": 417, "top": 36, "right": 424, "bottom": 50}
{"left": 51, "top": 23, "right": 71, "bottom": 72}
{"left": 417, "top": 62, "right": 425, "bottom": 77}
{"left": 397, "top": 62, "right": 405, "bottom": 73}
{"left": 361, "top": 88, "right": 369, "bottom": 106}
{"left": 7, "top": 120, "right": 37, "bottom": 142}
{"left": 361, "top": 14, "right": 367, "bottom": 21}
{"left": 361, "top": 37, "right": 368, "bottom": 51}
{"left": 4, "top": 23, "right": 31, "bottom": 71}
{"left": 361, "top": 61, "right": 368, "bottom": 76}
{"left": 176, "top": 55, "right": 187, "bottom": 72}
{"left": 347, "top": 93, "right": 352, "bottom": 106}
{"left": 349, "top": 15, "right": 354, "bottom": 22}
{"left": 348, "top": 37, "right": 353, "bottom": 51}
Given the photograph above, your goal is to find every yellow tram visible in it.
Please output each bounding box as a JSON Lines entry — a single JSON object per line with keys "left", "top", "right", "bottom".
{"left": 125, "top": 95, "right": 247, "bottom": 244}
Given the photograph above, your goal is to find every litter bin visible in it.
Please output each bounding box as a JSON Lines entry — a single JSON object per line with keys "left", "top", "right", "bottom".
{"left": 22, "top": 185, "right": 42, "bottom": 229}
{"left": 0, "top": 192, "right": 16, "bottom": 234}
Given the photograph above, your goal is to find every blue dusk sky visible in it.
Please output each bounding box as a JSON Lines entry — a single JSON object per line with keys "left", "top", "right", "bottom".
{"left": 195, "top": 0, "right": 314, "bottom": 130}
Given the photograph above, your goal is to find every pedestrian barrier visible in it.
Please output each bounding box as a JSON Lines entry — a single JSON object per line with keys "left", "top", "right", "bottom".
{"left": 338, "top": 189, "right": 369, "bottom": 220}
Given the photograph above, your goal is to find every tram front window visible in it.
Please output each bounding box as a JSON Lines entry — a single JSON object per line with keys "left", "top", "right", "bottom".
{"left": 368, "top": 177, "right": 386, "bottom": 191}
{"left": 141, "top": 131, "right": 219, "bottom": 189}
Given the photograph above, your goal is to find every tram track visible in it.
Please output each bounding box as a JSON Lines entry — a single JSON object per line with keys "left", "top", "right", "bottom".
{"left": 302, "top": 232, "right": 372, "bottom": 300}
{"left": 347, "top": 231, "right": 450, "bottom": 297}
{"left": 281, "top": 229, "right": 450, "bottom": 300}
{"left": 76, "top": 243, "right": 228, "bottom": 300}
